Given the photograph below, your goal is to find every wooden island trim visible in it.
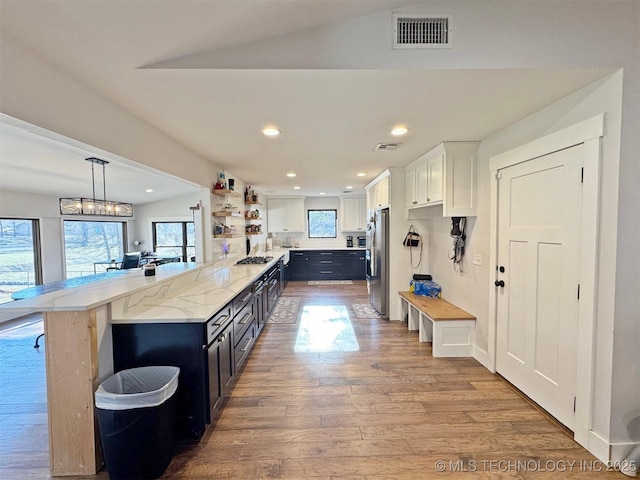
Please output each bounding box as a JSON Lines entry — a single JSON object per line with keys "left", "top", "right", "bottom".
{"left": 45, "top": 309, "right": 102, "bottom": 476}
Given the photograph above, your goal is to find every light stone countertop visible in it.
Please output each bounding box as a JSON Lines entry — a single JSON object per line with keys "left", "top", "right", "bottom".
{"left": 110, "top": 257, "right": 281, "bottom": 324}
{"left": 0, "top": 262, "right": 201, "bottom": 313}
{"left": 280, "top": 246, "right": 366, "bottom": 251}
{"left": 1, "top": 256, "right": 284, "bottom": 323}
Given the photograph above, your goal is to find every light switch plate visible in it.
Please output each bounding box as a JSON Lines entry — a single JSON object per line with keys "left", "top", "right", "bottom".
{"left": 472, "top": 254, "right": 482, "bottom": 266}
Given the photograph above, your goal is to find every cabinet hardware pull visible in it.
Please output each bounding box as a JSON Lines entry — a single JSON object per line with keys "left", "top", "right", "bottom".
{"left": 320, "top": 260, "right": 332, "bottom": 264}
{"left": 218, "top": 334, "right": 226, "bottom": 342}
{"left": 239, "top": 312, "right": 251, "bottom": 324}
{"left": 239, "top": 338, "right": 251, "bottom": 352}
{"left": 240, "top": 293, "right": 252, "bottom": 303}
{"left": 212, "top": 314, "right": 230, "bottom": 326}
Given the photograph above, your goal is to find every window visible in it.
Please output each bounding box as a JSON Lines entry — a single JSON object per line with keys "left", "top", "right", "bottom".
{"left": 307, "top": 210, "right": 337, "bottom": 238}
{"left": 63, "top": 220, "right": 126, "bottom": 278}
{"left": 152, "top": 222, "right": 195, "bottom": 262}
{"left": 0, "top": 219, "right": 42, "bottom": 303}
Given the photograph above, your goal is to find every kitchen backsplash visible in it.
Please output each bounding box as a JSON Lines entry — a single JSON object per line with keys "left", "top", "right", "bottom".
{"left": 269, "top": 232, "right": 360, "bottom": 249}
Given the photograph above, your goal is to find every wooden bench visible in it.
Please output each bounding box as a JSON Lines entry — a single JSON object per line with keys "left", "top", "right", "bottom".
{"left": 399, "top": 291, "right": 476, "bottom": 357}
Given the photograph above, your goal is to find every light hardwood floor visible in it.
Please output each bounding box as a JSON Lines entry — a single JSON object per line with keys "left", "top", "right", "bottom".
{"left": 0, "top": 281, "right": 623, "bottom": 479}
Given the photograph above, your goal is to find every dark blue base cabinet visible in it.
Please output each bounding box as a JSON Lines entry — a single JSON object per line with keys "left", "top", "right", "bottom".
{"left": 111, "top": 265, "right": 280, "bottom": 441}
{"left": 113, "top": 321, "right": 225, "bottom": 440}
{"left": 288, "top": 250, "right": 365, "bottom": 281}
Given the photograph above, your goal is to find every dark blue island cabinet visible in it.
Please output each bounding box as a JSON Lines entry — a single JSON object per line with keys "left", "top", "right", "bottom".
{"left": 112, "top": 302, "right": 236, "bottom": 441}
{"left": 111, "top": 265, "right": 280, "bottom": 441}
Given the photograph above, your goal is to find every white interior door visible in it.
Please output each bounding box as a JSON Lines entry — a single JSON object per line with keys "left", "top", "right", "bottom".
{"left": 496, "top": 145, "right": 583, "bottom": 429}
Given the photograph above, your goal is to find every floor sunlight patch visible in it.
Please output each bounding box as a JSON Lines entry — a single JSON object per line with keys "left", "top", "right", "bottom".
{"left": 294, "top": 305, "right": 359, "bottom": 353}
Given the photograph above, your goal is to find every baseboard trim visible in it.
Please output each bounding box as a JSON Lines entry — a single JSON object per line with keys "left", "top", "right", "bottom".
{"left": 588, "top": 432, "right": 640, "bottom": 475}
{"left": 589, "top": 430, "right": 612, "bottom": 462}
{"left": 612, "top": 441, "right": 640, "bottom": 474}
{"left": 473, "top": 345, "right": 494, "bottom": 372}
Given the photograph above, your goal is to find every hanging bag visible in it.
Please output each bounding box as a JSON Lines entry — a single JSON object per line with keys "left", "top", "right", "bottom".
{"left": 403, "top": 225, "right": 420, "bottom": 247}
{"left": 403, "top": 225, "right": 423, "bottom": 269}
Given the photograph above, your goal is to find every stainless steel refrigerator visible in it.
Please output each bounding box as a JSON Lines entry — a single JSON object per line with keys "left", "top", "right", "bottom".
{"left": 366, "top": 207, "right": 389, "bottom": 317}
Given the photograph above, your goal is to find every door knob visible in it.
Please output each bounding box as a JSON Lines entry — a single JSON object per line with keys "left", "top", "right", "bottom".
{"left": 495, "top": 280, "right": 505, "bottom": 288}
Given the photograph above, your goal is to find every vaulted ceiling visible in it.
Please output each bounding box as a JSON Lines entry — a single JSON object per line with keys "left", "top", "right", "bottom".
{"left": 0, "top": 0, "right": 610, "bottom": 202}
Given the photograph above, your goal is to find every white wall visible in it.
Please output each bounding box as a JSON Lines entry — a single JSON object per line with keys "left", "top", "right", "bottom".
{"left": 269, "top": 196, "right": 340, "bottom": 249}
{"left": 0, "top": 34, "right": 219, "bottom": 197}
{"left": 266, "top": 196, "right": 367, "bottom": 249}
{"left": 132, "top": 189, "right": 211, "bottom": 261}
{"left": 0, "top": 189, "right": 137, "bottom": 322}
{"left": 1, "top": 0, "right": 638, "bottom": 460}
{"left": 425, "top": 72, "right": 639, "bottom": 453}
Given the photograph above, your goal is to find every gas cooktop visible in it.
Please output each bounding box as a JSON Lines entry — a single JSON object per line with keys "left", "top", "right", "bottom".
{"left": 236, "top": 256, "right": 273, "bottom": 265}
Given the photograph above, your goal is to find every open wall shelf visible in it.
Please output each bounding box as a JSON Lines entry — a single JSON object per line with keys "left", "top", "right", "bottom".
{"left": 213, "top": 211, "right": 242, "bottom": 217}
{"left": 212, "top": 189, "right": 241, "bottom": 197}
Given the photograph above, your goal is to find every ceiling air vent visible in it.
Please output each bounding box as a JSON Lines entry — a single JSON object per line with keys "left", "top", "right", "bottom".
{"left": 393, "top": 13, "right": 452, "bottom": 49}
{"left": 375, "top": 143, "right": 401, "bottom": 151}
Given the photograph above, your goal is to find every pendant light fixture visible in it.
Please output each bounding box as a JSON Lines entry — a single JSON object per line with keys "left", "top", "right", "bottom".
{"left": 59, "top": 157, "right": 133, "bottom": 217}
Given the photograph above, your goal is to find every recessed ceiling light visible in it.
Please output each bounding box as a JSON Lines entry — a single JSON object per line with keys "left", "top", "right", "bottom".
{"left": 346, "top": 186, "right": 353, "bottom": 189}
{"left": 262, "top": 127, "right": 280, "bottom": 137}
{"left": 293, "top": 186, "right": 301, "bottom": 190}
{"left": 390, "top": 126, "right": 409, "bottom": 136}
{"left": 145, "top": 189, "right": 154, "bottom": 193}
{"left": 286, "top": 172, "right": 297, "bottom": 177}
{"left": 356, "top": 172, "right": 366, "bottom": 177}
{"left": 319, "top": 192, "right": 326, "bottom": 195}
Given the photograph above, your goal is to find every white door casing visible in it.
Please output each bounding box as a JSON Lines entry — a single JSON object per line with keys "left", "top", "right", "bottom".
{"left": 488, "top": 114, "right": 604, "bottom": 451}
{"left": 496, "top": 145, "right": 583, "bottom": 430}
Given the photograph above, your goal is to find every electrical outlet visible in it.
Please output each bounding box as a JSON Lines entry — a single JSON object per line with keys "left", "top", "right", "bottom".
{"left": 472, "top": 254, "right": 483, "bottom": 266}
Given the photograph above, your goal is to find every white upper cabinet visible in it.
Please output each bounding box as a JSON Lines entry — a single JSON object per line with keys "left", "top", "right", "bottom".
{"left": 405, "top": 167, "right": 416, "bottom": 208}
{"left": 367, "top": 174, "right": 390, "bottom": 211}
{"left": 406, "top": 156, "right": 443, "bottom": 207}
{"left": 267, "top": 198, "right": 305, "bottom": 232}
{"left": 340, "top": 196, "right": 366, "bottom": 231}
{"left": 405, "top": 141, "right": 479, "bottom": 216}
{"left": 425, "top": 154, "right": 443, "bottom": 204}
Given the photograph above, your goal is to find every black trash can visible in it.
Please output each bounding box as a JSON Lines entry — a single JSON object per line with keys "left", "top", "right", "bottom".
{"left": 95, "top": 366, "right": 180, "bottom": 480}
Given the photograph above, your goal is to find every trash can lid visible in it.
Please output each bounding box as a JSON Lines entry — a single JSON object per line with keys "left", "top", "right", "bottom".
{"left": 95, "top": 366, "right": 179, "bottom": 410}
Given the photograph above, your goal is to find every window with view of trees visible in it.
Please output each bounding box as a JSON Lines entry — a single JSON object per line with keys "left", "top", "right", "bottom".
{"left": 308, "top": 210, "right": 337, "bottom": 238}
{"left": 152, "top": 222, "right": 195, "bottom": 262}
{"left": 0, "top": 218, "right": 42, "bottom": 304}
{"left": 63, "top": 220, "right": 126, "bottom": 278}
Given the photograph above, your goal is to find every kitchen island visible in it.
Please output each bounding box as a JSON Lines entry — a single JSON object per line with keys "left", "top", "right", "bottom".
{"left": 0, "top": 256, "right": 284, "bottom": 477}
